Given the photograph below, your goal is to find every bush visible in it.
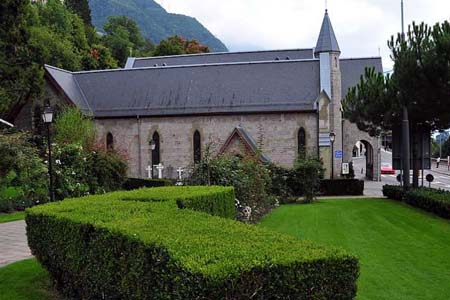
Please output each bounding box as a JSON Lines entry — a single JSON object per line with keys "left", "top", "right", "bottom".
{"left": 268, "top": 157, "right": 324, "bottom": 202}
{"left": 321, "top": 179, "right": 364, "bottom": 196}
{"left": 383, "top": 185, "right": 450, "bottom": 219}
{"left": 189, "top": 147, "right": 273, "bottom": 221}
{"left": 382, "top": 185, "right": 404, "bottom": 201}
{"left": 122, "top": 178, "right": 173, "bottom": 190}
{"left": 0, "top": 132, "right": 48, "bottom": 212}
{"left": 26, "top": 186, "right": 359, "bottom": 300}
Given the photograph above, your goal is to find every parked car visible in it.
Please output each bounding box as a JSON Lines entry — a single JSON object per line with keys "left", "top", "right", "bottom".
{"left": 381, "top": 163, "right": 395, "bottom": 175}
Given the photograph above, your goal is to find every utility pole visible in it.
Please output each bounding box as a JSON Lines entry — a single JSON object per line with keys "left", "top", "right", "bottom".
{"left": 401, "top": 0, "right": 411, "bottom": 190}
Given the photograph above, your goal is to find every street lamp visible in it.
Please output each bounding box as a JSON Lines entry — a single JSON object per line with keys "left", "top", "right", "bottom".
{"left": 42, "top": 104, "right": 55, "bottom": 202}
{"left": 329, "top": 132, "right": 336, "bottom": 180}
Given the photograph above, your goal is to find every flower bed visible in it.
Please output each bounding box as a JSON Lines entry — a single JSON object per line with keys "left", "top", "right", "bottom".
{"left": 26, "top": 186, "right": 359, "bottom": 300}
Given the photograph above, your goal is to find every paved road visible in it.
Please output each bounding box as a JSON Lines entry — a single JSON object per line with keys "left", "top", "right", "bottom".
{"left": 354, "top": 150, "right": 450, "bottom": 191}
{"left": 0, "top": 220, "right": 32, "bottom": 267}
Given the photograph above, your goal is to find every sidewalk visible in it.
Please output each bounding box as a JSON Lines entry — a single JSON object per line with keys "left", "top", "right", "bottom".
{"left": 0, "top": 220, "right": 32, "bottom": 267}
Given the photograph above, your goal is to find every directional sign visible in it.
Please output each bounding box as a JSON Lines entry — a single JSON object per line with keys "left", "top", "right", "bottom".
{"left": 335, "top": 150, "right": 343, "bottom": 159}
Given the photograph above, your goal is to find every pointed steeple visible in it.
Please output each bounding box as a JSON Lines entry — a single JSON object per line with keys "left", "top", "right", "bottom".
{"left": 315, "top": 10, "right": 340, "bottom": 55}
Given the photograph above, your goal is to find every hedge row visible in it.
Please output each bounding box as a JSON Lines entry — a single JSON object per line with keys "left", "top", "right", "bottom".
{"left": 320, "top": 180, "right": 364, "bottom": 196}
{"left": 383, "top": 185, "right": 450, "bottom": 219}
{"left": 122, "top": 177, "right": 173, "bottom": 190}
{"left": 26, "top": 186, "right": 359, "bottom": 300}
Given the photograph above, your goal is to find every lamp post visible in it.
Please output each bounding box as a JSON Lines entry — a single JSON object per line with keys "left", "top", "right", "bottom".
{"left": 42, "top": 104, "right": 55, "bottom": 202}
{"left": 329, "top": 132, "right": 336, "bottom": 179}
{"left": 149, "top": 139, "right": 156, "bottom": 177}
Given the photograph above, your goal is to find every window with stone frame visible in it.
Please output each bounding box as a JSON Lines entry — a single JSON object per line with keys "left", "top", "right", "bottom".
{"left": 152, "top": 131, "right": 160, "bottom": 166}
{"left": 298, "top": 127, "right": 306, "bottom": 158}
{"left": 106, "top": 132, "right": 114, "bottom": 150}
{"left": 193, "top": 130, "right": 201, "bottom": 164}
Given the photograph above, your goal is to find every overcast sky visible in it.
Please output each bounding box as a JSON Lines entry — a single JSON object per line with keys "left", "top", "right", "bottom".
{"left": 155, "top": 0, "right": 450, "bottom": 70}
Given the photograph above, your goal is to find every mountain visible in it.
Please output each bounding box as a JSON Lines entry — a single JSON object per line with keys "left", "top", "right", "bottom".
{"left": 89, "top": 0, "right": 228, "bottom": 52}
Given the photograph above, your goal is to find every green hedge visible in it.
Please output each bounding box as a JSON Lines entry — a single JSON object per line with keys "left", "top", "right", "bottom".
{"left": 26, "top": 186, "right": 359, "bottom": 300}
{"left": 122, "top": 177, "right": 173, "bottom": 190}
{"left": 383, "top": 185, "right": 450, "bottom": 219}
{"left": 320, "top": 180, "right": 364, "bottom": 196}
{"left": 382, "top": 185, "right": 404, "bottom": 201}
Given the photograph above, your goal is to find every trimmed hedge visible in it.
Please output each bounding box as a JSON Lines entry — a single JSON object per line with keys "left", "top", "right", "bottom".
{"left": 383, "top": 185, "right": 450, "bottom": 219}
{"left": 320, "top": 179, "right": 365, "bottom": 196}
{"left": 382, "top": 185, "right": 404, "bottom": 201}
{"left": 122, "top": 177, "right": 173, "bottom": 190}
{"left": 26, "top": 186, "right": 359, "bottom": 300}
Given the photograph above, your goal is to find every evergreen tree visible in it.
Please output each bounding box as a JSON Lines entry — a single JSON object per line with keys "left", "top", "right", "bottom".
{"left": 343, "top": 21, "right": 450, "bottom": 187}
{"left": 65, "top": 0, "right": 92, "bottom": 27}
{"left": 0, "top": 0, "right": 43, "bottom": 119}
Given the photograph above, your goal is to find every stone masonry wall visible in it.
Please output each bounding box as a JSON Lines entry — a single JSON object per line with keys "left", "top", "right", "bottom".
{"left": 95, "top": 113, "right": 318, "bottom": 179}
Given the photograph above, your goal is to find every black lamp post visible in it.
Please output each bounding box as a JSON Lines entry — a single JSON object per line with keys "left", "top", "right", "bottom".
{"left": 42, "top": 105, "right": 55, "bottom": 202}
{"left": 329, "top": 132, "right": 336, "bottom": 180}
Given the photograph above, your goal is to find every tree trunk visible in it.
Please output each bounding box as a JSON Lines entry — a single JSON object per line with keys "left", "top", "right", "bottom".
{"left": 412, "top": 128, "right": 420, "bottom": 188}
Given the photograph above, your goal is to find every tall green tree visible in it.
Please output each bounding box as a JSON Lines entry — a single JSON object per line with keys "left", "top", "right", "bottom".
{"left": 343, "top": 21, "right": 450, "bottom": 187}
{"left": 102, "top": 16, "right": 146, "bottom": 66}
{"left": 64, "top": 0, "right": 92, "bottom": 26}
{"left": 0, "top": 0, "right": 43, "bottom": 119}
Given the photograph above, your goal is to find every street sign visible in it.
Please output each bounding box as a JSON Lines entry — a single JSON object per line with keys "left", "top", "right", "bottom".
{"left": 335, "top": 150, "right": 343, "bottom": 159}
{"left": 342, "top": 163, "right": 349, "bottom": 175}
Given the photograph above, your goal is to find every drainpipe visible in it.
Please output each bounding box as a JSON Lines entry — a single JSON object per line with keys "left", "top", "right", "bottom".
{"left": 316, "top": 102, "right": 320, "bottom": 159}
{"left": 137, "top": 115, "right": 142, "bottom": 178}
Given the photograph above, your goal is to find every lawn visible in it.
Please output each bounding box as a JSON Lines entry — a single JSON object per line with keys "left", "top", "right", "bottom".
{"left": 259, "top": 198, "right": 450, "bottom": 300}
{"left": 0, "top": 259, "right": 57, "bottom": 300}
{"left": 0, "top": 211, "right": 25, "bottom": 224}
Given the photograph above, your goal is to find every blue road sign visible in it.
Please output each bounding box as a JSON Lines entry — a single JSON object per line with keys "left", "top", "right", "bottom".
{"left": 335, "top": 150, "right": 343, "bottom": 158}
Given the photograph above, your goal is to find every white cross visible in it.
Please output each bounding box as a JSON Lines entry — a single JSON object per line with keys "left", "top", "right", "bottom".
{"left": 177, "top": 167, "right": 184, "bottom": 181}
{"left": 156, "top": 163, "right": 164, "bottom": 179}
{"left": 145, "top": 165, "right": 152, "bottom": 179}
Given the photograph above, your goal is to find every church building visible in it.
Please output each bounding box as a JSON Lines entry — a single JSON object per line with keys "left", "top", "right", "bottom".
{"left": 12, "top": 11, "right": 383, "bottom": 180}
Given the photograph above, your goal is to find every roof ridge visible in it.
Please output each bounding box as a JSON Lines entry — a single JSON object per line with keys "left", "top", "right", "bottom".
{"left": 132, "top": 48, "right": 315, "bottom": 61}
{"left": 44, "top": 64, "right": 74, "bottom": 74}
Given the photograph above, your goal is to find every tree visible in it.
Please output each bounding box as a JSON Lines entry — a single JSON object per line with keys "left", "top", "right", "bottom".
{"left": 102, "top": 16, "right": 145, "bottom": 66}
{"left": 28, "top": 0, "right": 117, "bottom": 71}
{"left": 154, "top": 35, "right": 210, "bottom": 56}
{"left": 64, "top": 0, "right": 92, "bottom": 27}
{"left": 0, "top": 0, "right": 43, "bottom": 119}
{"left": 343, "top": 21, "right": 450, "bottom": 187}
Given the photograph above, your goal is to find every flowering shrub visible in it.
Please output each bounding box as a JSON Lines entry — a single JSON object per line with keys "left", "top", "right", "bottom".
{"left": 189, "top": 146, "right": 274, "bottom": 221}
{"left": 53, "top": 144, "right": 127, "bottom": 200}
{"left": 0, "top": 131, "right": 48, "bottom": 212}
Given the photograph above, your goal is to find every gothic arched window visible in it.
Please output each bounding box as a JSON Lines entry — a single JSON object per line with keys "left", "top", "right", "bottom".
{"left": 152, "top": 131, "right": 160, "bottom": 166}
{"left": 298, "top": 127, "right": 306, "bottom": 158}
{"left": 106, "top": 132, "right": 114, "bottom": 150}
{"left": 193, "top": 130, "right": 201, "bottom": 164}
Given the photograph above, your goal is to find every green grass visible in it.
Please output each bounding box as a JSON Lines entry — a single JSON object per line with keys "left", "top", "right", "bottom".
{"left": 0, "top": 211, "right": 25, "bottom": 224}
{"left": 259, "top": 198, "right": 450, "bottom": 300}
{"left": 0, "top": 259, "right": 57, "bottom": 300}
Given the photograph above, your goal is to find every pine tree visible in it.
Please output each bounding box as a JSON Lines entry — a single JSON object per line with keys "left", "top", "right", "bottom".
{"left": 65, "top": 0, "right": 92, "bottom": 27}
{"left": 0, "top": 0, "right": 43, "bottom": 119}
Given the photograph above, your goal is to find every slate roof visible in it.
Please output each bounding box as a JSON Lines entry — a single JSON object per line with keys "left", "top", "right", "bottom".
{"left": 45, "top": 59, "right": 321, "bottom": 118}
{"left": 128, "top": 49, "right": 315, "bottom": 68}
{"left": 340, "top": 57, "right": 383, "bottom": 97}
{"left": 315, "top": 10, "right": 340, "bottom": 55}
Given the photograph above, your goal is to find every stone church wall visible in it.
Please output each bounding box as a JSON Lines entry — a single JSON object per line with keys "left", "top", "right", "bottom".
{"left": 95, "top": 113, "right": 318, "bottom": 179}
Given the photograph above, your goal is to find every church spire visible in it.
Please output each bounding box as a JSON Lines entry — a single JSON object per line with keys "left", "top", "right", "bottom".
{"left": 315, "top": 10, "right": 340, "bottom": 56}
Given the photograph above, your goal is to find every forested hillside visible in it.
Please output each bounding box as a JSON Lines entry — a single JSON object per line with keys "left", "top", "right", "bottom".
{"left": 89, "top": 0, "right": 228, "bottom": 52}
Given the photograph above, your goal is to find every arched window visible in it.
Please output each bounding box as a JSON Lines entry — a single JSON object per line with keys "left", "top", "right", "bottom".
{"left": 298, "top": 127, "right": 306, "bottom": 158}
{"left": 152, "top": 131, "right": 160, "bottom": 166}
{"left": 106, "top": 132, "right": 114, "bottom": 150}
{"left": 193, "top": 130, "right": 201, "bottom": 163}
